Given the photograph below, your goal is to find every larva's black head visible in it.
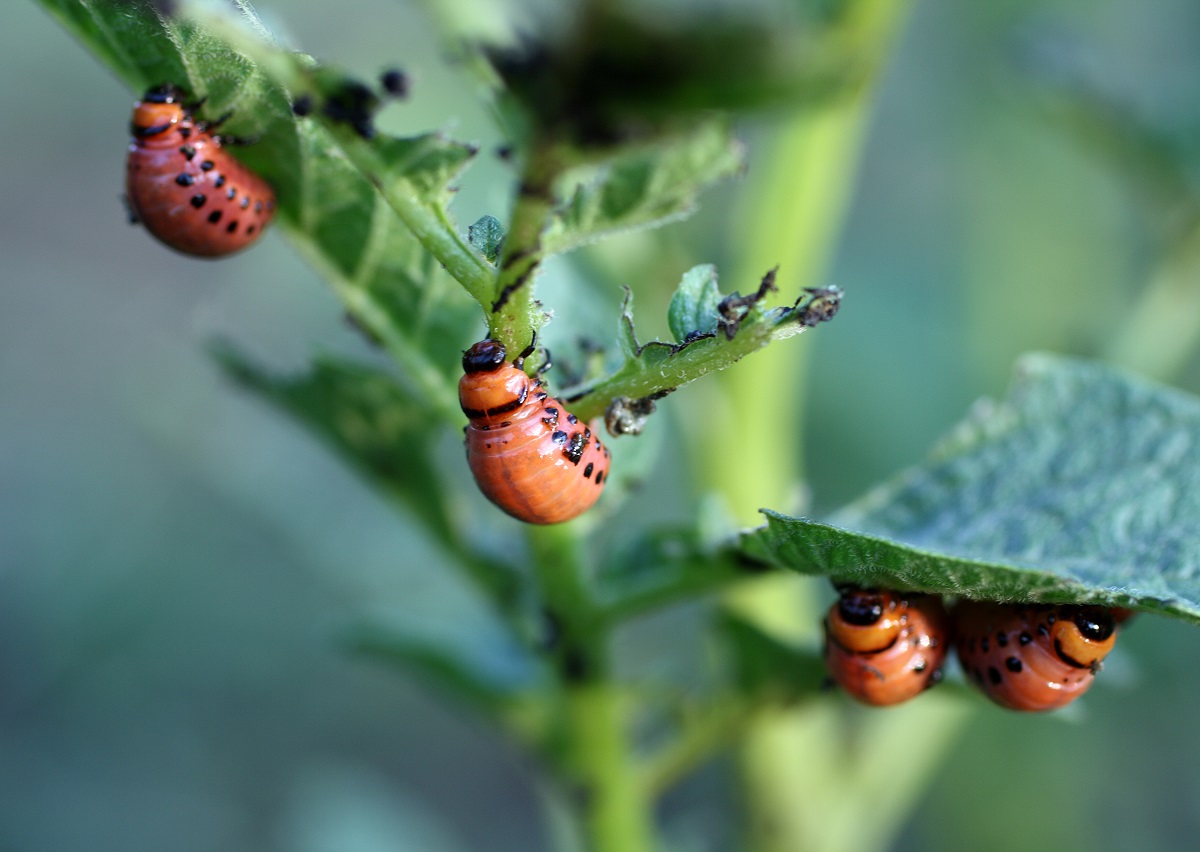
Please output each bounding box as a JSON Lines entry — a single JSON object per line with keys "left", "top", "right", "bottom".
{"left": 463, "top": 339, "right": 507, "bottom": 374}
{"left": 143, "top": 83, "right": 186, "bottom": 105}
{"left": 837, "top": 589, "right": 885, "bottom": 626}
{"left": 1072, "top": 608, "right": 1115, "bottom": 642}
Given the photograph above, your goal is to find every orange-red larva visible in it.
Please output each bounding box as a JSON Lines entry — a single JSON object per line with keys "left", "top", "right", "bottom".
{"left": 459, "top": 339, "right": 610, "bottom": 524}
{"left": 953, "top": 600, "right": 1118, "bottom": 712}
{"left": 823, "top": 587, "right": 949, "bottom": 706}
{"left": 126, "top": 84, "right": 275, "bottom": 257}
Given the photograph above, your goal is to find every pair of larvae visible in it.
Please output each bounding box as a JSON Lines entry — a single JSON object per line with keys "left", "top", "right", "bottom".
{"left": 825, "top": 588, "right": 1130, "bottom": 712}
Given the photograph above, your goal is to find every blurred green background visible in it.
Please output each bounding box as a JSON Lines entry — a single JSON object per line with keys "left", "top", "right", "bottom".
{"left": 5, "top": 1, "right": 1200, "bottom": 850}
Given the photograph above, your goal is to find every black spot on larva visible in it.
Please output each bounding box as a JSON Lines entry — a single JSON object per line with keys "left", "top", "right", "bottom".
{"left": 179, "top": 144, "right": 196, "bottom": 159}
{"left": 567, "top": 413, "right": 578, "bottom": 424}
{"left": 980, "top": 637, "right": 990, "bottom": 653}
{"left": 175, "top": 173, "right": 195, "bottom": 186}
{"left": 987, "top": 666, "right": 1002, "bottom": 685}
{"left": 583, "top": 462, "right": 593, "bottom": 479}
{"left": 552, "top": 431, "right": 568, "bottom": 446}
{"left": 226, "top": 187, "right": 236, "bottom": 200}
{"left": 929, "top": 636, "right": 940, "bottom": 648}
{"left": 913, "top": 660, "right": 926, "bottom": 673}
{"left": 536, "top": 392, "right": 548, "bottom": 401}
{"left": 179, "top": 126, "right": 192, "bottom": 139}
{"left": 1037, "top": 624, "right": 1050, "bottom": 637}
{"left": 246, "top": 225, "right": 256, "bottom": 235}
{"left": 255, "top": 200, "right": 263, "bottom": 213}
{"left": 208, "top": 210, "right": 222, "bottom": 224}
{"left": 1019, "top": 632, "right": 1032, "bottom": 645}
{"left": 566, "top": 432, "right": 586, "bottom": 464}
{"left": 928, "top": 668, "right": 944, "bottom": 686}
{"left": 240, "top": 196, "right": 249, "bottom": 209}
{"left": 595, "top": 470, "right": 603, "bottom": 485}
{"left": 226, "top": 220, "right": 238, "bottom": 233}
{"left": 214, "top": 174, "right": 226, "bottom": 188}
{"left": 190, "top": 194, "right": 206, "bottom": 208}
{"left": 1005, "top": 657, "right": 1023, "bottom": 673}
{"left": 1047, "top": 613, "right": 1057, "bottom": 625}
{"left": 972, "top": 668, "right": 984, "bottom": 685}
{"left": 200, "top": 160, "right": 215, "bottom": 171}
{"left": 996, "top": 632, "right": 1008, "bottom": 647}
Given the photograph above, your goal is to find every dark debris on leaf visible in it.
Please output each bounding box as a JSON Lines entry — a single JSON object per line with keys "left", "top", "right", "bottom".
{"left": 717, "top": 267, "right": 777, "bottom": 340}
{"left": 380, "top": 68, "right": 410, "bottom": 98}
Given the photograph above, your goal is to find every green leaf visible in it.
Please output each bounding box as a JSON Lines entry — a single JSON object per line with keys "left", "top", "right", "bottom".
{"left": 666, "top": 264, "right": 724, "bottom": 344}
{"left": 468, "top": 214, "right": 506, "bottom": 263}
{"left": 39, "top": 0, "right": 486, "bottom": 411}
{"left": 542, "top": 122, "right": 746, "bottom": 256}
{"left": 745, "top": 354, "right": 1200, "bottom": 625}
{"left": 215, "top": 350, "right": 449, "bottom": 528}
{"left": 216, "top": 348, "right": 526, "bottom": 611}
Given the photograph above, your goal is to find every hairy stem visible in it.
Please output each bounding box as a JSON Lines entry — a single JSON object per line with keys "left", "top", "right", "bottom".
{"left": 489, "top": 142, "right": 566, "bottom": 359}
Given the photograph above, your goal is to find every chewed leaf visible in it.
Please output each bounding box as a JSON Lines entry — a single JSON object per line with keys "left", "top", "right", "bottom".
{"left": 543, "top": 121, "right": 745, "bottom": 256}
{"left": 744, "top": 354, "right": 1200, "bottom": 625}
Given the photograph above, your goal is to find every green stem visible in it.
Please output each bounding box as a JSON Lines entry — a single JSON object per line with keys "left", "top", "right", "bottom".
{"left": 526, "top": 525, "right": 655, "bottom": 852}
{"left": 569, "top": 296, "right": 828, "bottom": 423}
{"left": 490, "top": 142, "right": 566, "bottom": 357}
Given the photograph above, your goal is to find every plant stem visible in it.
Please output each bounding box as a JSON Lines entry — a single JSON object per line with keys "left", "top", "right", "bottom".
{"left": 490, "top": 141, "right": 565, "bottom": 358}
{"left": 569, "top": 304, "right": 821, "bottom": 423}
{"left": 526, "top": 524, "right": 656, "bottom": 852}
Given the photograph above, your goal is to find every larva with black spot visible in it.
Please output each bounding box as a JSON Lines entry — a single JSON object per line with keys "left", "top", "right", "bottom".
{"left": 459, "top": 339, "right": 610, "bottom": 524}
{"left": 953, "top": 600, "right": 1118, "bottom": 712}
{"left": 126, "top": 84, "right": 275, "bottom": 257}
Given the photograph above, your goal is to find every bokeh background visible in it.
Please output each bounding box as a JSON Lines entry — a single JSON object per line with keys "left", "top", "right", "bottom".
{"left": 4, "top": 1, "right": 1200, "bottom": 850}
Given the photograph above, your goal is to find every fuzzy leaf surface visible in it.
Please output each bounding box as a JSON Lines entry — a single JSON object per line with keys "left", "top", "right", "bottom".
{"left": 745, "top": 354, "right": 1200, "bottom": 625}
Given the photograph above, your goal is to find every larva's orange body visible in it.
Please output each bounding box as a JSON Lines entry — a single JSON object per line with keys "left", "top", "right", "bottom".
{"left": 953, "top": 601, "right": 1117, "bottom": 712}
{"left": 823, "top": 587, "right": 949, "bottom": 707}
{"left": 126, "top": 84, "right": 275, "bottom": 257}
{"left": 459, "top": 340, "right": 610, "bottom": 525}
